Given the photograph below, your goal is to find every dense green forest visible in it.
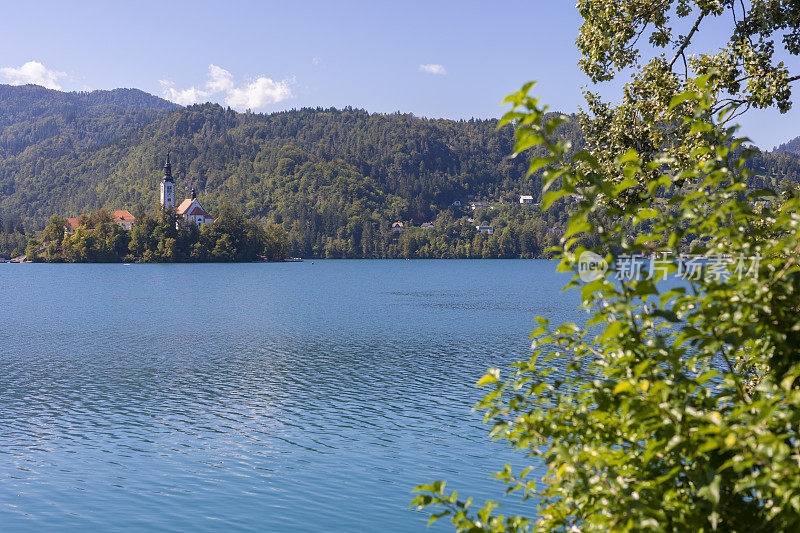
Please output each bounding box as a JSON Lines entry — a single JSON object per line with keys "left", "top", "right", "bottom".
{"left": 0, "top": 83, "right": 798, "bottom": 259}
{"left": 0, "top": 214, "right": 26, "bottom": 258}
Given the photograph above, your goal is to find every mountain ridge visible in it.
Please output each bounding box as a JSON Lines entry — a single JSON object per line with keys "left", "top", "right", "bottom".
{"left": 774, "top": 136, "right": 800, "bottom": 155}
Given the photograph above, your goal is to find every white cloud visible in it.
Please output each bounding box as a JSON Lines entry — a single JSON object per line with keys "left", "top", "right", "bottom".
{"left": 419, "top": 63, "right": 447, "bottom": 75}
{"left": 206, "top": 64, "right": 234, "bottom": 92}
{"left": 160, "top": 65, "right": 294, "bottom": 110}
{"left": 0, "top": 61, "right": 66, "bottom": 90}
{"left": 225, "top": 76, "right": 294, "bottom": 110}
{"left": 159, "top": 79, "right": 210, "bottom": 106}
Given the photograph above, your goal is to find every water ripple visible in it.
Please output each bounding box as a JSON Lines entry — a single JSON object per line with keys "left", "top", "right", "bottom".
{"left": 0, "top": 260, "right": 578, "bottom": 531}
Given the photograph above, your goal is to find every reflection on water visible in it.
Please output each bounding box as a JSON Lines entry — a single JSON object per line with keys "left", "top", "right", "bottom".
{"left": 0, "top": 260, "right": 577, "bottom": 531}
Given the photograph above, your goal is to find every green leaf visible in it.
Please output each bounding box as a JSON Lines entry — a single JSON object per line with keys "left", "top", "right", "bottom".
{"left": 698, "top": 475, "right": 721, "bottom": 506}
{"left": 428, "top": 511, "right": 451, "bottom": 526}
{"left": 542, "top": 190, "right": 566, "bottom": 210}
{"left": 613, "top": 381, "right": 634, "bottom": 394}
{"left": 527, "top": 157, "right": 551, "bottom": 175}
{"left": 572, "top": 150, "right": 599, "bottom": 169}
{"left": 748, "top": 188, "right": 777, "bottom": 200}
{"left": 614, "top": 178, "right": 639, "bottom": 194}
{"left": 618, "top": 148, "right": 639, "bottom": 165}
{"left": 652, "top": 309, "right": 680, "bottom": 322}
{"left": 696, "top": 370, "right": 719, "bottom": 385}
{"left": 669, "top": 91, "right": 697, "bottom": 110}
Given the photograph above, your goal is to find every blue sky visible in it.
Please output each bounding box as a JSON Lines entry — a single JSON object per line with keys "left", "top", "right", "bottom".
{"left": 1, "top": 0, "right": 798, "bottom": 148}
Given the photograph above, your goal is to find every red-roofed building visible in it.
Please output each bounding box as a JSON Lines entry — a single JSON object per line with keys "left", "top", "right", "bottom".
{"left": 65, "top": 218, "right": 81, "bottom": 232}
{"left": 111, "top": 210, "right": 136, "bottom": 230}
{"left": 176, "top": 189, "right": 213, "bottom": 227}
{"left": 65, "top": 211, "right": 135, "bottom": 233}
{"left": 155, "top": 154, "right": 213, "bottom": 227}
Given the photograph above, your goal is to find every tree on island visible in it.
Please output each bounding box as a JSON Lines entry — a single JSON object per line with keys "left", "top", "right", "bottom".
{"left": 0, "top": 214, "right": 30, "bottom": 259}
{"left": 414, "top": 2, "right": 800, "bottom": 531}
{"left": 32, "top": 206, "right": 289, "bottom": 263}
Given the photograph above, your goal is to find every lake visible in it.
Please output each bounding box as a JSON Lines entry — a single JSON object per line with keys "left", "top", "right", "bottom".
{"left": 0, "top": 260, "right": 578, "bottom": 531}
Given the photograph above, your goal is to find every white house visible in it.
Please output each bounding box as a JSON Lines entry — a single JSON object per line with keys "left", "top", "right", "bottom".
{"left": 519, "top": 195, "right": 535, "bottom": 204}
{"left": 475, "top": 225, "right": 494, "bottom": 235}
{"left": 176, "top": 190, "right": 212, "bottom": 227}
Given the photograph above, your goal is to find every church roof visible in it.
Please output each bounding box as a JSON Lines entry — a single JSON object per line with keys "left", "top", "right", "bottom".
{"left": 175, "top": 199, "right": 194, "bottom": 215}
{"left": 176, "top": 198, "right": 208, "bottom": 216}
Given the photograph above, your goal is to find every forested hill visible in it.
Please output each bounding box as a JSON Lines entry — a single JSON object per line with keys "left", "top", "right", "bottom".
{"left": 0, "top": 84, "right": 586, "bottom": 258}
{"left": 0, "top": 83, "right": 799, "bottom": 259}
{"left": 774, "top": 136, "right": 800, "bottom": 155}
{"left": 0, "top": 84, "right": 176, "bottom": 154}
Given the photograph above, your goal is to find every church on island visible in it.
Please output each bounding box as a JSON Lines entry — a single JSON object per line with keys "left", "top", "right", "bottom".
{"left": 159, "top": 153, "right": 213, "bottom": 227}
{"left": 65, "top": 154, "right": 213, "bottom": 233}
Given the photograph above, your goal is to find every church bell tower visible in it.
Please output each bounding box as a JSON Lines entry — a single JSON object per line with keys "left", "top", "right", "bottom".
{"left": 160, "top": 153, "right": 175, "bottom": 209}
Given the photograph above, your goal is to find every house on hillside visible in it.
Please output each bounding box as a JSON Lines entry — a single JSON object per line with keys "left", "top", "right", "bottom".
{"left": 421, "top": 222, "right": 435, "bottom": 229}
{"left": 470, "top": 201, "right": 489, "bottom": 211}
{"left": 519, "top": 195, "right": 535, "bottom": 204}
{"left": 391, "top": 221, "right": 405, "bottom": 232}
{"left": 475, "top": 225, "right": 494, "bottom": 235}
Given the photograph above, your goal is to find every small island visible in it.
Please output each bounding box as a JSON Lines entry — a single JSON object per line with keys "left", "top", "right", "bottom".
{"left": 24, "top": 154, "right": 289, "bottom": 263}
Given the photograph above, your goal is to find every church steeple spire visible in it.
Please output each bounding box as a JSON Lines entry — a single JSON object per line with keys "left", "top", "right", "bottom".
{"left": 163, "top": 152, "right": 173, "bottom": 183}
{"left": 160, "top": 152, "right": 175, "bottom": 208}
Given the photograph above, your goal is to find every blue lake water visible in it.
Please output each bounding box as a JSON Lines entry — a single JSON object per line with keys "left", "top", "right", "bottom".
{"left": 0, "top": 260, "right": 578, "bottom": 531}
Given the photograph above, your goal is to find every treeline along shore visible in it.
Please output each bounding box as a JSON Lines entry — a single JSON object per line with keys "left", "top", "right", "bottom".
{"left": 23, "top": 206, "right": 289, "bottom": 263}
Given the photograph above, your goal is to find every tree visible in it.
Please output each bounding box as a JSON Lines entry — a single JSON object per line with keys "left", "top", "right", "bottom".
{"left": 263, "top": 224, "right": 290, "bottom": 262}
{"left": 42, "top": 215, "right": 66, "bottom": 243}
{"left": 210, "top": 233, "right": 235, "bottom": 262}
{"left": 412, "top": 4, "right": 800, "bottom": 528}
{"left": 576, "top": 0, "right": 800, "bottom": 203}
{"left": 414, "top": 74, "right": 800, "bottom": 533}
{"left": 28, "top": 205, "right": 288, "bottom": 263}
{"left": 24, "top": 238, "right": 42, "bottom": 262}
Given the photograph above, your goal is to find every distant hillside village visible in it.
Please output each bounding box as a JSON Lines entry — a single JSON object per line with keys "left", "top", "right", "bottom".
{"left": 388, "top": 195, "right": 542, "bottom": 239}
{"left": 2, "top": 182, "right": 554, "bottom": 262}
{"left": 10, "top": 154, "right": 289, "bottom": 263}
